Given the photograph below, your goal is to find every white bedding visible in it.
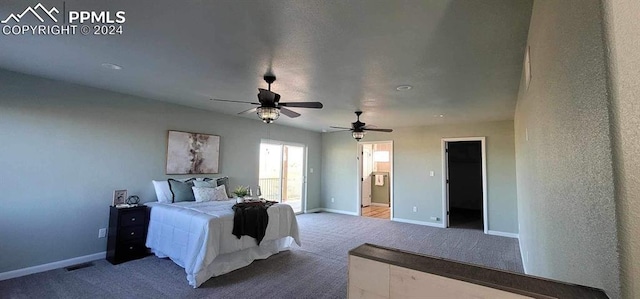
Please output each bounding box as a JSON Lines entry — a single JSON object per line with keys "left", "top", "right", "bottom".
{"left": 145, "top": 200, "right": 301, "bottom": 287}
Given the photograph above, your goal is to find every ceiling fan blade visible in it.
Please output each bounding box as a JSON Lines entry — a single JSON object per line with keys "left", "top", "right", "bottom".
{"left": 278, "top": 102, "right": 324, "bottom": 109}
{"left": 363, "top": 128, "right": 393, "bottom": 133}
{"left": 258, "top": 88, "right": 281, "bottom": 104}
{"left": 279, "top": 107, "right": 301, "bottom": 118}
{"left": 211, "top": 98, "right": 260, "bottom": 105}
{"left": 238, "top": 107, "right": 258, "bottom": 115}
{"left": 330, "top": 126, "right": 353, "bottom": 130}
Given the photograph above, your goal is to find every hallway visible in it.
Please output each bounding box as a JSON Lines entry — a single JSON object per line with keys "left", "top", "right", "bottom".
{"left": 361, "top": 206, "right": 390, "bottom": 219}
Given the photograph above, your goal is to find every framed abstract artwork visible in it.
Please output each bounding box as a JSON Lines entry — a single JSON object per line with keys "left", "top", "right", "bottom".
{"left": 166, "top": 130, "right": 220, "bottom": 174}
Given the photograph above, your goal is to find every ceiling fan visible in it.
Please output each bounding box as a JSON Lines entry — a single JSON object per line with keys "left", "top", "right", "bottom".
{"left": 331, "top": 111, "right": 393, "bottom": 141}
{"left": 211, "top": 74, "right": 323, "bottom": 123}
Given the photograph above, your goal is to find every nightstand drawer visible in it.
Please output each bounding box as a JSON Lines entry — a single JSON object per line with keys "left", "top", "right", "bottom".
{"left": 119, "top": 209, "right": 146, "bottom": 227}
{"left": 117, "top": 240, "right": 147, "bottom": 258}
{"left": 119, "top": 226, "right": 146, "bottom": 241}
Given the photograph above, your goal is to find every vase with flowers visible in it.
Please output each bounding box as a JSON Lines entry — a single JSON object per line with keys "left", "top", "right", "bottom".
{"left": 233, "top": 186, "right": 250, "bottom": 203}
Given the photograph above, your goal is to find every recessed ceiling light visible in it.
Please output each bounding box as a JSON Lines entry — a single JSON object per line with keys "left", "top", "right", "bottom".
{"left": 322, "top": 129, "right": 327, "bottom": 133}
{"left": 362, "top": 99, "right": 378, "bottom": 107}
{"left": 435, "top": 114, "right": 444, "bottom": 118}
{"left": 396, "top": 85, "right": 412, "bottom": 91}
{"left": 101, "top": 63, "right": 123, "bottom": 70}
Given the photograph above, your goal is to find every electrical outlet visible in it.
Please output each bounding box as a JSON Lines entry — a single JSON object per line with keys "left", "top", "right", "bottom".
{"left": 98, "top": 228, "right": 107, "bottom": 238}
{"left": 430, "top": 216, "right": 439, "bottom": 221}
{"left": 412, "top": 206, "right": 417, "bottom": 212}
{"left": 331, "top": 197, "right": 335, "bottom": 203}
{"left": 310, "top": 168, "right": 314, "bottom": 173}
{"left": 429, "top": 171, "right": 434, "bottom": 177}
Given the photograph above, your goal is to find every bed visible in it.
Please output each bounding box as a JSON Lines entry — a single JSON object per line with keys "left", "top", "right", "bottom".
{"left": 145, "top": 199, "right": 300, "bottom": 288}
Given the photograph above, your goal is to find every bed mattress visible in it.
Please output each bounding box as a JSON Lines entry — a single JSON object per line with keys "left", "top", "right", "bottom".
{"left": 145, "top": 200, "right": 300, "bottom": 287}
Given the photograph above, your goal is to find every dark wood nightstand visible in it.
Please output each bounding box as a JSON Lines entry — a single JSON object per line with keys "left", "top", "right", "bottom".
{"left": 106, "top": 205, "right": 149, "bottom": 265}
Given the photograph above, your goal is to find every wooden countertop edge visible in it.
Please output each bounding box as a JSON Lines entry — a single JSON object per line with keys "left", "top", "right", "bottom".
{"left": 348, "top": 243, "right": 609, "bottom": 299}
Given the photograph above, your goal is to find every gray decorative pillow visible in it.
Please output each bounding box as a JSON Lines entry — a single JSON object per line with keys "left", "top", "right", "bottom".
{"left": 168, "top": 179, "right": 196, "bottom": 202}
{"left": 193, "top": 180, "right": 216, "bottom": 188}
{"left": 216, "top": 177, "right": 231, "bottom": 197}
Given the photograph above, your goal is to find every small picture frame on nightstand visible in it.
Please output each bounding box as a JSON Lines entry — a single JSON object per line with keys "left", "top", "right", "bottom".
{"left": 113, "top": 189, "right": 127, "bottom": 206}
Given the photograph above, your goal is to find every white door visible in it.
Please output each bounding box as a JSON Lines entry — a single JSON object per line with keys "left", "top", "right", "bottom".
{"left": 361, "top": 144, "right": 373, "bottom": 207}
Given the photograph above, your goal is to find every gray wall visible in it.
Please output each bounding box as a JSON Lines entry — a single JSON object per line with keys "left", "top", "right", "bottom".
{"left": 0, "top": 69, "right": 321, "bottom": 273}
{"left": 321, "top": 120, "right": 518, "bottom": 233}
{"left": 514, "top": 1, "right": 620, "bottom": 297}
{"left": 602, "top": 1, "right": 640, "bottom": 297}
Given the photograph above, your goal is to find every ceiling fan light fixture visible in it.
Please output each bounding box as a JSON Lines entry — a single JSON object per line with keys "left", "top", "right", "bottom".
{"left": 352, "top": 131, "right": 365, "bottom": 141}
{"left": 256, "top": 106, "right": 280, "bottom": 123}
{"left": 395, "top": 85, "right": 412, "bottom": 91}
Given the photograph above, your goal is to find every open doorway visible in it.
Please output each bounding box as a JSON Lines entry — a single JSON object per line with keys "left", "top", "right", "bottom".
{"left": 258, "top": 140, "right": 306, "bottom": 213}
{"left": 442, "top": 137, "right": 487, "bottom": 232}
{"left": 358, "top": 141, "right": 393, "bottom": 219}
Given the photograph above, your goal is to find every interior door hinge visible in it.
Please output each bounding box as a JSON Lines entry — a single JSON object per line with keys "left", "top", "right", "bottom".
{"left": 447, "top": 211, "right": 450, "bottom": 215}
{"left": 361, "top": 178, "right": 364, "bottom": 182}
{"left": 446, "top": 179, "right": 449, "bottom": 184}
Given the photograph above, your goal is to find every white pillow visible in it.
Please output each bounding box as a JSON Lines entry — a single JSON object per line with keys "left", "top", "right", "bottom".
{"left": 213, "top": 185, "right": 229, "bottom": 201}
{"left": 152, "top": 180, "right": 173, "bottom": 203}
{"left": 153, "top": 178, "right": 197, "bottom": 203}
{"left": 192, "top": 185, "right": 229, "bottom": 202}
{"left": 192, "top": 186, "right": 216, "bottom": 202}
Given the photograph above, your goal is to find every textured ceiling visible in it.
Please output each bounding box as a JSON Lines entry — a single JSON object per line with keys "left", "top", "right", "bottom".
{"left": 0, "top": 0, "right": 532, "bottom": 131}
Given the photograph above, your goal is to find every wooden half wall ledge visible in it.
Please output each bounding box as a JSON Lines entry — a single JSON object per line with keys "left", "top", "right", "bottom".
{"left": 348, "top": 243, "right": 609, "bottom": 299}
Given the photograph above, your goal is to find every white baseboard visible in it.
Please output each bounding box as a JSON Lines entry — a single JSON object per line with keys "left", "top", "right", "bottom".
{"left": 0, "top": 251, "right": 106, "bottom": 281}
{"left": 487, "top": 230, "right": 519, "bottom": 239}
{"left": 305, "top": 208, "right": 322, "bottom": 213}
{"left": 392, "top": 217, "right": 445, "bottom": 228}
{"left": 320, "top": 208, "right": 359, "bottom": 216}
{"left": 370, "top": 203, "right": 389, "bottom": 207}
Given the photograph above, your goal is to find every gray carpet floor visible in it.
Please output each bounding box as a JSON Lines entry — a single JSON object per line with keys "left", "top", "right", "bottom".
{"left": 0, "top": 212, "right": 523, "bottom": 299}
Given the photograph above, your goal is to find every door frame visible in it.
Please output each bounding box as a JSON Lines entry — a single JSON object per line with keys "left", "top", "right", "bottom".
{"left": 259, "top": 139, "right": 308, "bottom": 214}
{"left": 356, "top": 140, "right": 394, "bottom": 218}
{"left": 441, "top": 137, "right": 488, "bottom": 233}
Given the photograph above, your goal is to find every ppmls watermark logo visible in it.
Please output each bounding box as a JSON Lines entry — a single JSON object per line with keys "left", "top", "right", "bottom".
{"left": 2, "top": 2, "right": 126, "bottom": 36}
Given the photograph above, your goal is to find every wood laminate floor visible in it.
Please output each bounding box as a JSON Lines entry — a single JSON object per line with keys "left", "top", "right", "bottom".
{"left": 361, "top": 205, "right": 390, "bottom": 219}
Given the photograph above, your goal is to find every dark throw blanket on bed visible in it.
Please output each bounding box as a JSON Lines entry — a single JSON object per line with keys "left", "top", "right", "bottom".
{"left": 232, "top": 201, "right": 277, "bottom": 245}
